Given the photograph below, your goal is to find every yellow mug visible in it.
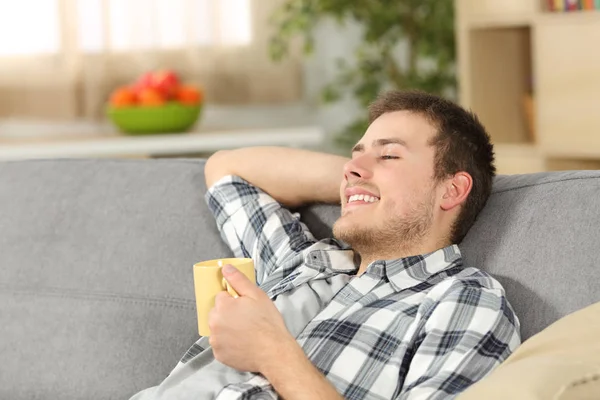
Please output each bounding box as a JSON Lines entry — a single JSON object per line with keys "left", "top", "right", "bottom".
{"left": 193, "top": 258, "right": 256, "bottom": 337}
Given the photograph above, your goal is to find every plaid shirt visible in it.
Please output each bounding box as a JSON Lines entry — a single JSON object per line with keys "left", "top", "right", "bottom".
{"left": 131, "top": 176, "right": 520, "bottom": 400}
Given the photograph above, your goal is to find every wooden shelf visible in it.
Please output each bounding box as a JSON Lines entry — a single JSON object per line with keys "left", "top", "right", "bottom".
{"left": 460, "top": 26, "right": 533, "bottom": 144}
{"left": 462, "top": 9, "right": 600, "bottom": 28}
{"left": 494, "top": 144, "right": 545, "bottom": 175}
{"left": 457, "top": 0, "right": 539, "bottom": 17}
{"left": 456, "top": 0, "right": 600, "bottom": 173}
{"left": 463, "top": 15, "right": 534, "bottom": 30}
{"left": 537, "top": 10, "right": 600, "bottom": 24}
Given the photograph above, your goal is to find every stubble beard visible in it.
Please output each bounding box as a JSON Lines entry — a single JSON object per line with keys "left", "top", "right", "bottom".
{"left": 333, "top": 195, "right": 435, "bottom": 260}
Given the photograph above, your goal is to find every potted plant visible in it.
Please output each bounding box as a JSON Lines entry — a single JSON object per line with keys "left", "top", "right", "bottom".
{"left": 269, "top": 0, "right": 456, "bottom": 150}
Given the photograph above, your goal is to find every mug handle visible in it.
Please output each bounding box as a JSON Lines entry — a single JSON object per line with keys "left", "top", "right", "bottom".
{"left": 221, "top": 278, "right": 239, "bottom": 298}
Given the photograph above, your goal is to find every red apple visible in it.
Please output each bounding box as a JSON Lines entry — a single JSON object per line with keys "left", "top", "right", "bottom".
{"left": 151, "top": 70, "right": 180, "bottom": 99}
{"left": 132, "top": 71, "right": 154, "bottom": 96}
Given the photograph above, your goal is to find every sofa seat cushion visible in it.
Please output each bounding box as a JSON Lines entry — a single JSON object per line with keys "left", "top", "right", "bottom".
{"left": 457, "top": 301, "right": 600, "bottom": 400}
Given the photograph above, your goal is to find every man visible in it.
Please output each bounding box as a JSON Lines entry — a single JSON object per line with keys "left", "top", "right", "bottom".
{"left": 131, "top": 90, "right": 520, "bottom": 400}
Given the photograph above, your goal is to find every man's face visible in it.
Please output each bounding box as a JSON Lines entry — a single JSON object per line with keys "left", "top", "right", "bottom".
{"left": 333, "top": 110, "right": 441, "bottom": 257}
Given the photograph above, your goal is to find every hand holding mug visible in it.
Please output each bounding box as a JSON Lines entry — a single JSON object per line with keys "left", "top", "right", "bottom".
{"left": 193, "top": 258, "right": 256, "bottom": 336}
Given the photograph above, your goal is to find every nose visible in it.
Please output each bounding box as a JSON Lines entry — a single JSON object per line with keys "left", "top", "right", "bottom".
{"left": 343, "top": 153, "right": 373, "bottom": 182}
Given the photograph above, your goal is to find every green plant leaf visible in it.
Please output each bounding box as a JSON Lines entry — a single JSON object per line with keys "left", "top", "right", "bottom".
{"left": 269, "top": 0, "right": 457, "bottom": 151}
{"left": 321, "top": 84, "right": 342, "bottom": 103}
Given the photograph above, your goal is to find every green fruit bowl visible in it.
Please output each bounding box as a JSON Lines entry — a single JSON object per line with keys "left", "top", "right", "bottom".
{"left": 107, "top": 102, "right": 202, "bottom": 135}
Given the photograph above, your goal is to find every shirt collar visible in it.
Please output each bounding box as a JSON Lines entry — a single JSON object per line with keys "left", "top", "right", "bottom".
{"left": 305, "top": 241, "right": 462, "bottom": 291}
{"left": 305, "top": 239, "right": 358, "bottom": 274}
{"left": 381, "top": 244, "right": 463, "bottom": 292}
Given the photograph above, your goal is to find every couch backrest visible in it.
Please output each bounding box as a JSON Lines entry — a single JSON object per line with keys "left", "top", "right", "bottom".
{"left": 1, "top": 159, "right": 599, "bottom": 400}
{"left": 303, "top": 171, "right": 600, "bottom": 340}
{"left": 463, "top": 171, "right": 600, "bottom": 338}
{"left": 0, "top": 159, "right": 229, "bottom": 400}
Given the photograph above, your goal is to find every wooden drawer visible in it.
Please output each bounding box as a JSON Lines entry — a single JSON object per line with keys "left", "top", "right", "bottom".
{"left": 535, "top": 18, "right": 600, "bottom": 158}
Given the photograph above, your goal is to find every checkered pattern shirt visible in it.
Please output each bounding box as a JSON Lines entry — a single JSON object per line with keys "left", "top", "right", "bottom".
{"left": 131, "top": 175, "right": 520, "bottom": 400}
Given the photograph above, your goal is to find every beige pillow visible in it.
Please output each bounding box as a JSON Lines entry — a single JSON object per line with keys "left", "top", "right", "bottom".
{"left": 458, "top": 301, "right": 600, "bottom": 400}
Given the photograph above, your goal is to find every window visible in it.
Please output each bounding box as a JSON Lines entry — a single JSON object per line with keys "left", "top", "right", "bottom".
{"left": 0, "top": 0, "right": 299, "bottom": 115}
{"left": 0, "top": 0, "right": 61, "bottom": 55}
{"left": 0, "top": 0, "right": 252, "bottom": 56}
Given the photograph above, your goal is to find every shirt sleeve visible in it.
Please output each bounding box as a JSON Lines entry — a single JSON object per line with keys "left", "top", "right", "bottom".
{"left": 397, "top": 279, "right": 521, "bottom": 400}
{"left": 205, "top": 175, "right": 317, "bottom": 287}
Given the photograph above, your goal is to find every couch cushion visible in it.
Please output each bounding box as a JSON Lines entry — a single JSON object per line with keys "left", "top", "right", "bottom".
{"left": 457, "top": 301, "right": 600, "bottom": 400}
{"left": 461, "top": 171, "right": 600, "bottom": 339}
{"left": 0, "top": 159, "right": 225, "bottom": 400}
{"left": 302, "top": 171, "right": 600, "bottom": 340}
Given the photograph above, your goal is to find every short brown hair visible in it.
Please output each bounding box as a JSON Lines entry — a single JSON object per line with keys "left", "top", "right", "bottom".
{"left": 369, "top": 90, "right": 495, "bottom": 243}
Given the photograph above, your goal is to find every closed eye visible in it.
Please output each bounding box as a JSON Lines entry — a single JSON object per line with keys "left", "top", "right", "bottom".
{"left": 380, "top": 155, "right": 400, "bottom": 160}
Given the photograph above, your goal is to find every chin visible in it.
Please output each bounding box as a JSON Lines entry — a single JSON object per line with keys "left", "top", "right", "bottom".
{"left": 333, "top": 216, "right": 364, "bottom": 241}
{"left": 335, "top": 210, "right": 354, "bottom": 226}
{"left": 332, "top": 217, "right": 347, "bottom": 239}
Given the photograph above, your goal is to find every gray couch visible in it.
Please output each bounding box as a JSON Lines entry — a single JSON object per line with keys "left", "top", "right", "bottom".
{"left": 1, "top": 159, "right": 598, "bottom": 400}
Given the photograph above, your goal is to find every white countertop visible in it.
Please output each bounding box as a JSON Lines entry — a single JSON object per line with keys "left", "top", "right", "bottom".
{"left": 0, "top": 126, "right": 325, "bottom": 160}
{"left": 0, "top": 103, "right": 326, "bottom": 160}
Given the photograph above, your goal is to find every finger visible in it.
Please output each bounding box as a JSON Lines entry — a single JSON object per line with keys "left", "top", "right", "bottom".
{"left": 214, "top": 290, "right": 231, "bottom": 306}
{"left": 208, "top": 307, "right": 216, "bottom": 327}
{"left": 221, "top": 264, "right": 261, "bottom": 299}
{"left": 208, "top": 331, "right": 217, "bottom": 349}
{"left": 208, "top": 301, "right": 227, "bottom": 332}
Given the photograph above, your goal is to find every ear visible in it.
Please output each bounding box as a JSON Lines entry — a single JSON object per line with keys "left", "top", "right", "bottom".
{"left": 440, "top": 172, "right": 472, "bottom": 211}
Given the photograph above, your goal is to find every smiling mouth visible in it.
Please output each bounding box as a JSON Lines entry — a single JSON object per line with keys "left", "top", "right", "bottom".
{"left": 345, "top": 194, "right": 380, "bottom": 208}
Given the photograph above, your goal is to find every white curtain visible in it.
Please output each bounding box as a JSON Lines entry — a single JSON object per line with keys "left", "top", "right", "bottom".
{"left": 0, "top": 0, "right": 302, "bottom": 119}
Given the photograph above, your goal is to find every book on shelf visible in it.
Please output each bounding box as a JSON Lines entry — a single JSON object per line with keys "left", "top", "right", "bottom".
{"left": 551, "top": 0, "right": 565, "bottom": 11}
{"left": 547, "top": 0, "right": 600, "bottom": 11}
{"left": 583, "top": 0, "right": 595, "bottom": 9}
